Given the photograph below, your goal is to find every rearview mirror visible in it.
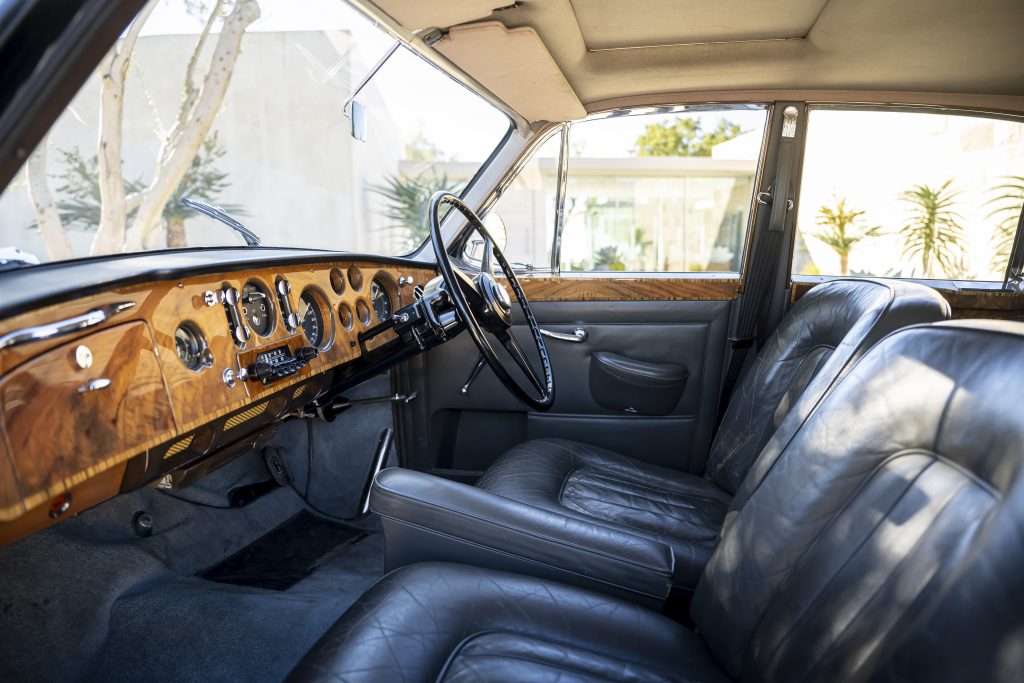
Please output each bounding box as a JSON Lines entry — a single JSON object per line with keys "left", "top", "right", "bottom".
{"left": 350, "top": 100, "right": 367, "bottom": 142}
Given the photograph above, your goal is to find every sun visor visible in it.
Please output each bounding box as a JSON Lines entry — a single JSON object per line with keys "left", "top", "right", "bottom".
{"left": 373, "top": 0, "right": 499, "bottom": 31}
{"left": 436, "top": 22, "right": 586, "bottom": 123}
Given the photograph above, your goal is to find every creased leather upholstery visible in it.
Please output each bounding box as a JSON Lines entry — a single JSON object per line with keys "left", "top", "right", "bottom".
{"left": 371, "top": 467, "right": 675, "bottom": 606}
{"left": 477, "top": 279, "right": 950, "bottom": 589}
{"left": 292, "top": 320, "right": 1024, "bottom": 683}
{"left": 476, "top": 438, "right": 731, "bottom": 588}
{"left": 692, "top": 320, "right": 1024, "bottom": 682}
{"left": 287, "top": 562, "right": 729, "bottom": 683}
{"left": 706, "top": 278, "right": 950, "bottom": 493}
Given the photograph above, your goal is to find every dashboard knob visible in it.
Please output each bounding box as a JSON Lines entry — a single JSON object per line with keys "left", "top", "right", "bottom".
{"left": 296, "top": 346, "right": 318, "bottom": 362}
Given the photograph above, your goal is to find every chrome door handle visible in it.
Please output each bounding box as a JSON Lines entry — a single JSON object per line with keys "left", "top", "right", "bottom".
{"left": 540, "top": 327, "right": 587, "bottom": 343}
{"left": 0, "top": 301, "right": 135, "bottom": 350}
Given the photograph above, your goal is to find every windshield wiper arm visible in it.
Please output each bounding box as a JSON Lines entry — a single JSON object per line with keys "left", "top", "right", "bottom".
{"left": 180, "top": 197, "right": 261, "bottom": 247}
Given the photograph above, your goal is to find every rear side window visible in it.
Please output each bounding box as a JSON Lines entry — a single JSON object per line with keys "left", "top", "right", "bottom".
{"left": 558, "top": 107, "right": 768, "bottom": 274}
{"left": 793, "top": 108, "right": 1024, "bottom": 281}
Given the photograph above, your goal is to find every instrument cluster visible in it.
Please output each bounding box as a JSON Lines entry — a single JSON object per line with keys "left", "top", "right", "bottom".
{"left": 171, "top": 265, "right": 401, "bottom": 387}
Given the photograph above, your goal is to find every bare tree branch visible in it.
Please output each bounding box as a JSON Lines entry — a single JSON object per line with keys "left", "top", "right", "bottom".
{"left": 26, "top": 135, "right": 74, "bottom": 261}
{"left": 91, "top": 2, "right": 155, "bottom": 255}
{"left": 125, "top": 0, "right": 260, "bottom": 250}
{"left": 171, "top": 0, "right": 226, "bottom": 149}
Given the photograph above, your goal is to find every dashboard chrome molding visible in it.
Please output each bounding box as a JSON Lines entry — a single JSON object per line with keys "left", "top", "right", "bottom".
{"left": 0, "top": 300, "right": 135, "bottom": 350}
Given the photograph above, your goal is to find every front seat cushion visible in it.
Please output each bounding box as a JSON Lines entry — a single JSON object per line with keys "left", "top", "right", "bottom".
{"left": 287, "top": 562, "right": 728, "bottom": 683}
{"left": 476, "top": 279, "right": 949, "bottom": 589}
{"left": 477, "top": 438, "right": 732, "bottom": 589}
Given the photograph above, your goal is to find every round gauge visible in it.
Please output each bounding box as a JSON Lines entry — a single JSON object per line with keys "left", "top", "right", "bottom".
{"left": 240, "top": 280, "right": 274, "bottom": 336}
{"left": 347, "top": 266, "right": 363, "bottom": 291}
{"left": 356, "top": 299, "right": 371, "bottom": 327}
{"left": 338, "top": 302, "right": 354, "bottom": 330}
{"left": 299, "top": 290, "right": 325, "bottom": 347}
{"left": 329, "top": 267, "right": 346, "bottom": 295}
{"left": 370, "top": 279, "right": 393, "bottom": 322}
{"left": 174, "top": 322, "right": 210, "bottom": 372}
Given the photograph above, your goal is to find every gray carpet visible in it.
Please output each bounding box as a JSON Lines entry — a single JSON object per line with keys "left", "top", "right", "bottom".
{"left": 0, "top": 377, "right": 397, "bottom": 682}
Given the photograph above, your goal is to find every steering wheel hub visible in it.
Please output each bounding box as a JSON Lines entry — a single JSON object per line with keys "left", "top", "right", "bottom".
{"left": 476, "top": 272, "right": 513, "bottom": 326}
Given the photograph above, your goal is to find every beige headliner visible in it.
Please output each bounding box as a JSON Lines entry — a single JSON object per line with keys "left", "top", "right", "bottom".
{"left": 372, "top": 0, "right": 1024, "bottom": 121}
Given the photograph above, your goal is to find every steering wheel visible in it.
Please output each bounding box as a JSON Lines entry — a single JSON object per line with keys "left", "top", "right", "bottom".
{"left": 429, "top": 191, "right": 554, "bottom": 411}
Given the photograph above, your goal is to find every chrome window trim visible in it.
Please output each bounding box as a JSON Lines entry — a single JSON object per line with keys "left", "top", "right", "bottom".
{"left": 550, "top": 124, "right": 571, "bottom": 275}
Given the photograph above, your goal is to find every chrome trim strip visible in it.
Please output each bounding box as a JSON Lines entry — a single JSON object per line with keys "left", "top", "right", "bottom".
{"left": 0, "top": 300, "right": 135, "bottom": 350}
{"left": 550, "top": 123, "right": 571, "bottom": 274}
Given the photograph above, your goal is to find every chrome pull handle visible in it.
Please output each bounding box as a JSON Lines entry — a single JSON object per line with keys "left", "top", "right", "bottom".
{"left": 77, "top": 378, "right": 111, "bottom": 394}
{"left": 540, "top": 327, "right": 587, "bottom": 343}
{"left": 0, "top": 301, "right": 135, "bottom": 350}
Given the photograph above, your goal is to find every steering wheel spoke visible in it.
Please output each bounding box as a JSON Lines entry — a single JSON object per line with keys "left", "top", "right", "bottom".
{"left": 481, "top": 236, "right": 494, "bottom": 277}
{"left": 498, "top": 330, "right": 545, "bottom": 394}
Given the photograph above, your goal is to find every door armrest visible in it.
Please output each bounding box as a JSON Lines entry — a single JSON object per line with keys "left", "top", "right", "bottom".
{"left": 370, "top": 468, "right": 675, "bottom": 609}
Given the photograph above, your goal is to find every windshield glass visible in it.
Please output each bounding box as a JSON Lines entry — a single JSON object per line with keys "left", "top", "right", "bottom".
{"left": 0, "top": 0, "right": 510, "bottom": 265}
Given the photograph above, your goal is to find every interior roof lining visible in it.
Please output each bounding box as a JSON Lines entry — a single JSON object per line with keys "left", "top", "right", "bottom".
{"left": 568, "top": 0, "right": 833, "bottom": 52}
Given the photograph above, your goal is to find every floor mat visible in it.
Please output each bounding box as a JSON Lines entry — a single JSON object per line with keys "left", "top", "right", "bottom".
{"left": 199, "top": 511, "right": 369, "bottom": 590}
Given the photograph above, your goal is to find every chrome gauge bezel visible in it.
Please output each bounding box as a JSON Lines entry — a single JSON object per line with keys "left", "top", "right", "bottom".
{"left": 370, "top": 276, "right": 396, "bottom": 323}
{"left": 174, "top": 321, "right": 213, "bottom": 373}
{"left": 298, "top": 286, "right": 335, "bottom": 351}
{"left": 240, "top": 278, "right": 276, "bottom": 337}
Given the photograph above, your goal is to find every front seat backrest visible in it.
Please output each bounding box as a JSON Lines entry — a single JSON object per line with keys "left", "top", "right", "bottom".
{"left": 705, "top": 278, "right": 949, "bottom": 494}
{"left": 693, "top": 320, "right": 1024, "bottom": 682}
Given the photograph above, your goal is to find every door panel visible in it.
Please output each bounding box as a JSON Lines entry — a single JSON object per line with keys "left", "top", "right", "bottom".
{"left": 409, "top": 298, "right": 732, "bottom": 476}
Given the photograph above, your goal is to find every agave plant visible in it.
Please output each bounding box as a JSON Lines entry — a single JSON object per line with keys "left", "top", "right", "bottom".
{"left": 49, "top": 134, "right": 240, "bottom": 248}
{"left": 899, "top": 179, "right": 965, "bottom": 278}
{"left": 987, "top": 176, "right": 1024, "bottom": 270}
{"left": 810, "top": 197, "right": 881, "bottom": 276}
{"left": 591, "top": 245, "right": 626, "bottom": 271}
{"left": 371, "top": 169, "right": 461, "bottom": 251}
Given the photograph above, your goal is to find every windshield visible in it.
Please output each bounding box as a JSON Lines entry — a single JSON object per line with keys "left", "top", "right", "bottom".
{"left": 0, "top": 0, "right": 511, "bottom": 265}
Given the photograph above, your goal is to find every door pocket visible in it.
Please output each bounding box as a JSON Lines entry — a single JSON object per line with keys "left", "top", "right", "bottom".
{"left": 589, "top": 351, "right": 688, "bottom": 416}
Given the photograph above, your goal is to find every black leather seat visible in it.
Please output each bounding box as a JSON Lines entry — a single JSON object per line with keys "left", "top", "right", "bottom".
{"left": 290, "top": 320, "right": 1024, "bottom": 682}
{"left": 475, "top": 278, "right": 949, "bottom": 588}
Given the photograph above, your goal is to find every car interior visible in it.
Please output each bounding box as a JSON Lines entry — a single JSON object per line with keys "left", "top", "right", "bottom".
{"left": 0, "top": 0, "right": 1022, "bottom": 681}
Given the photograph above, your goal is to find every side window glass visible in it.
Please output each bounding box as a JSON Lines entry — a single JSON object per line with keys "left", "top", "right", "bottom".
{"left": 793, "top": 109, "right": 1024, "bottom": 280}
{"left": 480, "top": 132, "right": 561, "bottom": 271}
{"left": 558, "top": 108, "right": 768, "bottom": 273}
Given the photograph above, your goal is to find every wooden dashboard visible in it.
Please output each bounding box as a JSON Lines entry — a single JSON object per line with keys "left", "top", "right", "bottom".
{"left": 0, "top": 258, "right": 435, "bottom": 543}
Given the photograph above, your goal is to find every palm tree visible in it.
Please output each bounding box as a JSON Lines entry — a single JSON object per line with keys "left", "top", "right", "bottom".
{"left": 899, "top": 180, "right": 965, "bottom": 278}
{"left": 987, "top": 176, "right": 1024, "bottom": 270}
{"left": 810, "top": 197, "right": 881, "bottom": 276}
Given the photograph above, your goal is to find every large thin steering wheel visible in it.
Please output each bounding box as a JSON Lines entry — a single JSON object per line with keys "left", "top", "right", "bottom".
{"left": 429, "top": 191, "right": 555, "bottom": 410}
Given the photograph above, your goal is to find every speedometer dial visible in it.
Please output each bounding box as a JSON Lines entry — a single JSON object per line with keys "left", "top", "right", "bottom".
{"left": 299, "top": 290, "right": 324, "bottom": 347}
{"left": 241, "top": 280, "right": 273, "bottom": 336}
{"left": 370, "top": 279, "right": 392, "bottom": 322}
